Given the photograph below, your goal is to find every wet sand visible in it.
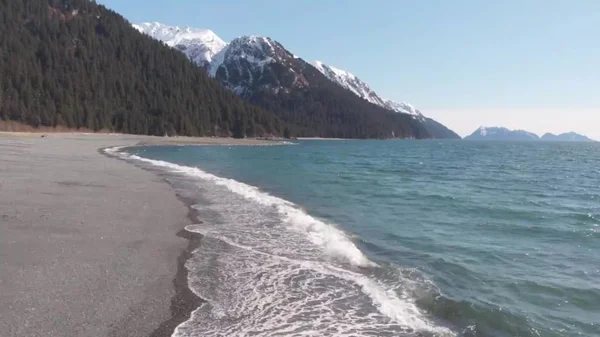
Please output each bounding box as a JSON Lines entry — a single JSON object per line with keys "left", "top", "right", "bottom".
{"left": 0, "top": 133, "right": 278, "bottom": 337}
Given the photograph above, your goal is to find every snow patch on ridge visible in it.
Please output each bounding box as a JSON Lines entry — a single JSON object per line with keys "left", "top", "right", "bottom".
{"left": 383, "top": 100, "right": 426, "bottom": 121}
{"left": 208, "top": 35, "right": 304, "bottom": 95}
{"left": 210, "top": 36, "right": 278, "bottom": 78}
{"left": 310, "top": 61, "right": 425, "bottom": 120}
{"left": 311, "top": 61, "right": 386, "bottom": 107}
{"left": 134, "top": 22, "right": 227, "bottom": 66}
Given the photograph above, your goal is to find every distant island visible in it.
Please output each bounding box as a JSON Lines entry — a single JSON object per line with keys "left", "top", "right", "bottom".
{"left": 540, "top": 132, "right": 594, "bottom": 142}
{"left": 465, "top": 127, "right": 595, "bottom": 141}
{"left": 465, "top": 127, "right": 539, "bottom": 141}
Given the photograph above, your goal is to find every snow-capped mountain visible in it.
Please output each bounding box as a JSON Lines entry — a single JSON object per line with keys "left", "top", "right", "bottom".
{"left": 134, "top": 23, "right": 309, "bottom": 96}
{"left": 133, "top": 22, "right": 226, "bottom": 67}
{"left": 310, "top": 61, "right": 425, "bottom": 120}
{"left": 134, "top": 23, "right": 424, "bottom": 117}
{"left": 133, "top": 21, "right": 460, "bottom": 139}
{"left": 209, "top": 35, "right": 309, "bottom": 96}
{"left": 134, "top": 23, "right": 426, "bottom": 119}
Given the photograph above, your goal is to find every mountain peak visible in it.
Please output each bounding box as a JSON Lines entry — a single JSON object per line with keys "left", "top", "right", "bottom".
{"left": 134, "top": 22, "right": 226, "bottom": 66}
{"left": 225, "top": 35, "right": 282, "bottom": 57}
{"left": 235, "top": 35, "right": 270, "bottom": 43}
{"left": 209, "top": 34, "right": 307, "bottom": 95}
{"left": 133, "top": 22, "right": 219, "bottom": 41}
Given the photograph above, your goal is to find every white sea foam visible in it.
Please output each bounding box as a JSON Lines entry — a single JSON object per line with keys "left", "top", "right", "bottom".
{"left": 183, "top": 223, "right": 444, "bottom": 332}
{"left": 106, "top": 146, "right": 372, "bottom": 268}
{"left": 104, "top": 146, "right": 455, "bottom": 336}
{"left": 103, "top": 146, "right": 125, "bottom": 155}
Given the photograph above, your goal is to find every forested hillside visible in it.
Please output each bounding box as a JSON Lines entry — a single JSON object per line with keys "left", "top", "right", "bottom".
{"left": 0, "top": 0, "right": 283, "bottom": 137}
{"left": 248, "top": 74, "right": 430, "bottom": 139}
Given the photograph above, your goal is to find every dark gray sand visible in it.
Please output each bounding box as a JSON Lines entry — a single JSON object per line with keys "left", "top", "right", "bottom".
{"left": 0, "top": 133, "right": 276, "bottom": 337}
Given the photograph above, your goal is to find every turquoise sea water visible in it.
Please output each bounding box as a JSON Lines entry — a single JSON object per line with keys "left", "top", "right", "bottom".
{"left": 125, "top": 140, "right": 600, "bottom": 337}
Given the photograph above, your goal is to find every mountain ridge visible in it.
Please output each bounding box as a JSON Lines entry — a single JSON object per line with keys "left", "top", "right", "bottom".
{"left": 307, "top": 60, "right": 460, "bottom": 139}
{"left": 310, "top": 61, "right": 425, "bottom": 120}
{"left": 134, "top": 22, "right": 460, "bottom": 139}
{"left": 311, "top": 61, "right": 387, "bottom": 108}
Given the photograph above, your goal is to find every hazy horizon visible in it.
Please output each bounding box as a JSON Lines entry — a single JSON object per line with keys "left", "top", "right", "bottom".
{"left": 428, "top": 108, "right": 600, "bottom": 139}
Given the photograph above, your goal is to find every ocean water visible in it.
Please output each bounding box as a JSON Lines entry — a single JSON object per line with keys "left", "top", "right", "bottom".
{"left": 113, "top": 140, "right": 598, "bottom": 336}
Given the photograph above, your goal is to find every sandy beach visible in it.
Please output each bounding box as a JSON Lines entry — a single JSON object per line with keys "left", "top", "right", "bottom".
{"left": 0, "top": 133, "right": 278, "bottom": 337}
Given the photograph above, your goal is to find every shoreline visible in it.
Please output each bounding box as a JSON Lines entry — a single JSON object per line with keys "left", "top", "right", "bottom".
{"left": 0, "top": 133, "right": 267, "bottom": 337}
{"left": 100, "top": 145, "right": 206, "bottom": 337}
{"left": 296, "top": 137, "right": 347, "bottom": 140}
{"left": 0, "top": 131, "right": 289, "bottom": 146}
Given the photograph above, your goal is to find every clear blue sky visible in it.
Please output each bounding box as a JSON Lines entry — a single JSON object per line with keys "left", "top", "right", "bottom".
{"left": 99, "top": 0, "right": 600, "bottom": 139}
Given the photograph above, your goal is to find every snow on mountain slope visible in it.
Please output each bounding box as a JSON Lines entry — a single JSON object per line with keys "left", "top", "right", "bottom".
{"left": 311, "top": 61, "right": 386, "bottom": 106}
{"left": 133, "top": 22, "right": 422, "bottom": 120}
{"left": 132, "top": 22, "right": 459, "bottom": 138}
{"left": 382, "top": 100, "right": 425, "bottom": 120}
{"left": 210, "top": 36, "right": 279, "bottom": 77}
{"left": 310, "top": 61, "right": 424, "bottom": 120}
{"left": 133, "top": 22, "right": 226, "bottom": 67}
{"left": 209, "top": 35, "right": 309, "bottom": 96}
